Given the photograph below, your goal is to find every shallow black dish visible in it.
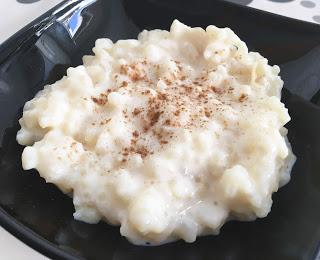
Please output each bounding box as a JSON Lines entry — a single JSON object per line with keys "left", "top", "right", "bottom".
{"left": 0, "top": 0, "right": 320, "bottom": 259}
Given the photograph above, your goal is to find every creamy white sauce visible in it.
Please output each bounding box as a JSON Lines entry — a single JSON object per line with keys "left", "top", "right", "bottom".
{"left": 17, "top": 20, "right": 295, "bottom": 245}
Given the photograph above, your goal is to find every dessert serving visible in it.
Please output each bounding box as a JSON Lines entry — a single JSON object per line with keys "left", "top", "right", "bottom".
{"left": 17, "top": 20, "right": 296, "bottom": 245}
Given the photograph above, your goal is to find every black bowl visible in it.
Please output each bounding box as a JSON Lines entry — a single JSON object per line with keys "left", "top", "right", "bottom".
{"left": 0, "top": 0, "right": 320, "bottom": 259}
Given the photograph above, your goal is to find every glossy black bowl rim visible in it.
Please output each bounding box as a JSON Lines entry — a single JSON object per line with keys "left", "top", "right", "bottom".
{"left": 0, "top": 207, "right": 80, "bottom": 260}
{"left": 0, "top": 0, "right": 73, "bottom": 64}
{"left": 1, "top": 0, "right": 319, "bottom": 63}
{"left": 0, "top": 2, "right": 82, "bottom": 259}
{"left": 0, "top": 1, "right": 320, "bottom": 259}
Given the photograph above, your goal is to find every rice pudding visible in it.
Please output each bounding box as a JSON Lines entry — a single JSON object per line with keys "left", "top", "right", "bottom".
{"left": 17, "top": 20, "right": 296, "bottom": 245}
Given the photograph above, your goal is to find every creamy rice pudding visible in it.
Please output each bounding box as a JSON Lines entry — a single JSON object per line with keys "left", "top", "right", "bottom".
{"left": 17, "top": 20, "right": 295, "bottom": 245}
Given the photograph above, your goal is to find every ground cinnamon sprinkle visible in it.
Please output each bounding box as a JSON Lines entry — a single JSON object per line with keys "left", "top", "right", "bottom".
{"left": 120, "top": 63, "right": 146, "bottom": 82}
{"left": 148, "top": 110, "right": 161, "bottom": 127}
{"left": 132, "top": 130, "right": 139, "bottom": 138}
{"left": 133, "top": 108, "right": 142, "bottom": 116}
{"left": 174, "top": 110, "right": 180, "bottom": 116}
{"left": 143, "top": 126, "right": 150, "bottom": 133}
{"left": 131, "top": 71, "right": 144, "bottom": 82}
{"left": 211, "top": 86, "right": 224, "bottom": 95}
{"left": 129, "top": 146, "right": 135, "bottom": 152}
{"left": 239, "top": 93, "right": 248, "bottom": 102}
{"left": 174, "top": 60, "right": 182, "bottom": 71}
{"left": 121, "top": 81, "right": 128, "bottom": 88}
{"left": 204, "top": 111, "right": 211, "bottom": 117}
{"left": 157, "top": 92, "right": 168, "bottom": 101}
{"left": 91, "top": 96, "right": 107, "bottom": 105}
{"left": 120, "top": 64, "right": 128, "bottom": 74}
{"left": 100, "top": 118, "right": 111, "bottom": 125}
{"left": 164, "top": 119, "right": 171, "bottom": 125}
{"left": 164, "top": 78, "right": 172, "bottom": 86}
{"left": 136, "top": 146, "right": 149, "bottom": 158}
{"left": 198, "top": 93, "right": 206, "bottom": 99}
{"left": 110, "top": 59, "right": 240, "bottom": 159}
{"left": 182, "top": 85, "right": 191, "bottom": 94}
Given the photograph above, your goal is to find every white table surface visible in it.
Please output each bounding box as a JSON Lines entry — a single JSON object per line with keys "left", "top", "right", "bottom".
{"left": 0, "top": 0, "right": 319, "bottom": 259}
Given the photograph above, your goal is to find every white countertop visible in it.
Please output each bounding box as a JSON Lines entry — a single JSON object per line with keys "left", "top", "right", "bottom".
{"left": 0, "top": 0, "right": 319, "bottom": 259}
